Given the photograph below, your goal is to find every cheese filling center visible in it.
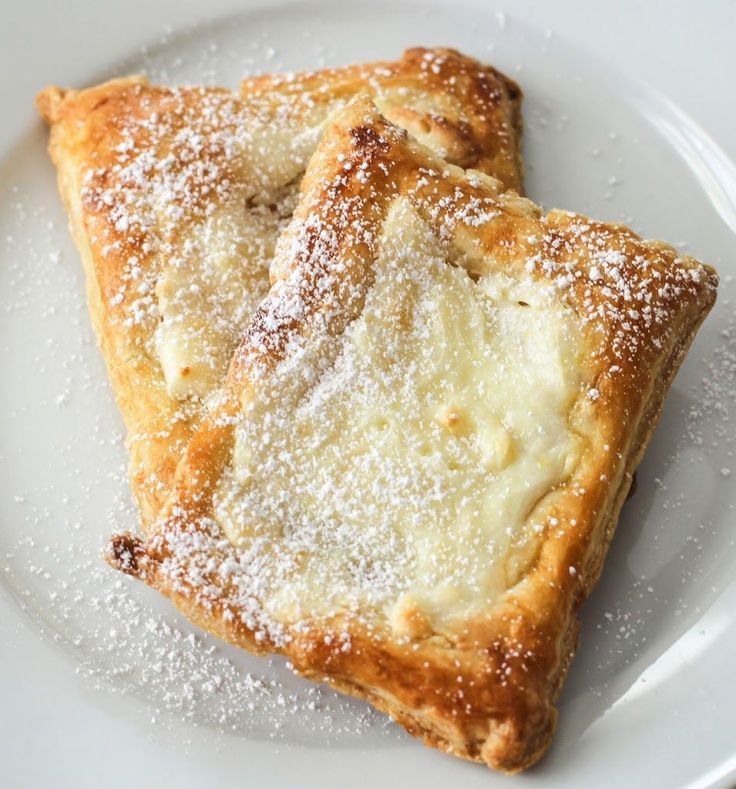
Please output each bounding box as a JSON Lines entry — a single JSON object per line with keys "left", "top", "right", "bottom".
{"left": 153, "top": 120, "right": 322, "bottom": 399}
{"left": 215, "top": 201, "right": 583, "bottom": 635}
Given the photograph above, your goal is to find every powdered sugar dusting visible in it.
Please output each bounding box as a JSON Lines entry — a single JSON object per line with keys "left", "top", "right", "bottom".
{"left": 1, "top": 14, "right": 734, "bottom": 761}
{"left": 138, "top": 104, "right": 717, "bottom": 665}
{"left": 213, "top": 199, "right": 582, "bottom": 635}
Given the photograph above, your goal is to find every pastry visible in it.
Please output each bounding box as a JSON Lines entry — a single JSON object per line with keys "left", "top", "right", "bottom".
{"left": 107, "top": 97, "right": 717, "bottom": 771}
{"left": 36, "top": 48, "right": 523, "bottom": 528}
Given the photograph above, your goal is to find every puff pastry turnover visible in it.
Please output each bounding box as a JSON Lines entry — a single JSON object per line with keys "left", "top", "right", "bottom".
{"left": 36, "top": 47, "right": 523, "bottom": 527}
{"left": 108, "top": 98, "right": 717, "bottom": 771}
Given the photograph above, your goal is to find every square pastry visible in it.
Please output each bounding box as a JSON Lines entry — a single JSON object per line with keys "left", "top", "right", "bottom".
{"left": 108, "top": 97, "right": 717, "bottom": 771}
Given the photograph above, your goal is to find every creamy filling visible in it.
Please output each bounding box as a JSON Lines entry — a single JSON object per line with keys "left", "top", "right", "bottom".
{"left": 154, "top": 198, "right": 290, "bottom": 398}
{"left": 154, "top": 120, "right": 321, "bottom": 399}
{"left": 214, "top": 200, "right": 583, "bottom": 635}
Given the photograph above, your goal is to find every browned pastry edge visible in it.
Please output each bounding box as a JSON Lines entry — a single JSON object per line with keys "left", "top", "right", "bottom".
{"left": 37, "top": 76, "right": 205, "bottom": 525}
{"left": 241, "top": 47, "right": 525, "bottom": 194}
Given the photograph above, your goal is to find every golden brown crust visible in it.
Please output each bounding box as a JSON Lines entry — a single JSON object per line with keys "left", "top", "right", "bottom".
{"left": 241, "top": 47, "right": 524, "bottom": 193}
{"left": 106, "top": 98, "right": 717, "bottom": 772}
{"left": 37, "top": 48, "right": 525, "bottom": 528}
{"left": 37, "top": 77, "right": 217, "bottom": 523}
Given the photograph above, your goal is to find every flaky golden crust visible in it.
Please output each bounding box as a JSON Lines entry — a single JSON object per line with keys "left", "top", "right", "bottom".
{"left": 37, "top": 48, "right": 525, "bottom": 528}
{"left": 37, "top": 77, "right": 198, "bottom": 523}
{"left": 241, "top": 47, "right": 524, "bottom": 193}
{"left": 107, "top": 98, "right": 717, "bottom": 772}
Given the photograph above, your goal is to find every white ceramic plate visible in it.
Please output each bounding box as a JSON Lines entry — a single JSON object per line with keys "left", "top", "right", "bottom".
{"left": 1, "top": 1, "right": 735, "bottom": 786}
